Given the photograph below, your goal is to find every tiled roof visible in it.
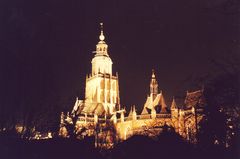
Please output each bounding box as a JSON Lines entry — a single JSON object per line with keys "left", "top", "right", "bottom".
{"left": 141, "top": 93, "right": 169, "bottom": 115}
{"left": 82, "top": 102, "right": 106, "bottom": 116}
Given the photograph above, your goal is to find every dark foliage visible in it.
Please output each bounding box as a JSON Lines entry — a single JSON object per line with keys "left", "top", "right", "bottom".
{"left": 1, "top": 129, "right": 238, "bottom": 159}
{"left": 111, "top": 129, "right": 237, "bottom": 159}
{"left": 0, "top": 135, "right": 101, "bottom": 159}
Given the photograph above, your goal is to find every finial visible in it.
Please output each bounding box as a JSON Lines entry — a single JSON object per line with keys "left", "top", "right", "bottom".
{"left": 152, "top": 69, "right": 155, "bottom": 78}
{"left": 99, "top": 22, "right": 105, "bottom": 41}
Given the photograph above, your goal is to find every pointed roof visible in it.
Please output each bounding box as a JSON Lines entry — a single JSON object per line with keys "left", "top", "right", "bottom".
{"left": 82, "top": 102, "right": 106, "bottom": 116}
{"left": 141, "top": 96, "right": 152, "bottom": 115}
{"left": 93, "top": 103, "right": 106, "bottom": 116}
{"left": 141, "top": 92, "right": 168, "bottom": 115}
{"left": 171, "top": 97, "right": 177, "bottom": 109}
{"left": 127, "top": 106, "right": 133, "bottom": 120}
{"left": 159, "top": 92, "right": 167, "bottom": 113}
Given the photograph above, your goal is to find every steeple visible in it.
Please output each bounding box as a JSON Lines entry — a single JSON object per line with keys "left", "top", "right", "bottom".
{"left": 91, "top": 23, "right": 112, "bottom": 75}
{"left": 99, "top": 23, "right": 105, "bottom": 41}
{"left": 96, "top": 23, "right": 108, "bottom": 56}
{"left": 150, "top": 69, "right": 158, "bottom": 100}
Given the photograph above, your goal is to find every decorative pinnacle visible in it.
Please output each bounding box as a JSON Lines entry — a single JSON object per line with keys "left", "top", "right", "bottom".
{"left": 99, "top": 22, "right": 105, "bottom": 41}
{"left": 171, "top": 96, "right": 177, "bottom": 109}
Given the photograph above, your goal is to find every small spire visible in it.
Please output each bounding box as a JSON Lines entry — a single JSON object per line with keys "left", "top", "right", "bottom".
{"left": 171, "top": 96, "right": 177, "bottom": 109}
{"left": 128, "top": 106, "right": 133, "bottom": 118}
{"left": 99, "top": 22, "right": 105, "bottom": 41}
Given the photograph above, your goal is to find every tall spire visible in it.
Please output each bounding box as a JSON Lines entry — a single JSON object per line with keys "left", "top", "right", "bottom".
{"left": 99, "top": 23, "right": 105, "bottom": 41}
{"left": 150, "top": 69, "right": 158, "bottom": 100}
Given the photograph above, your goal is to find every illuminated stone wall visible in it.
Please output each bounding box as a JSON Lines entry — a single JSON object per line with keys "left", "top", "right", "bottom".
{"left": 85, "top": 74, "right": 119, "bottom": 114}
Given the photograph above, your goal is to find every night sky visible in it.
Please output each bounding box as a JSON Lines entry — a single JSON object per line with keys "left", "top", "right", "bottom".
{"left": 0, "top": 0, "right": 239, "bottom": 114}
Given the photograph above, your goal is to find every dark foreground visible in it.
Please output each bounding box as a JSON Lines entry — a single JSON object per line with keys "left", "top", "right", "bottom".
{"left": 0, "top": 132, "right": 239, "bottom": 159}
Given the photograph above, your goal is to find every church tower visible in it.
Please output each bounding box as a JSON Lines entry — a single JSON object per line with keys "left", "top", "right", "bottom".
{"left": 84, "top": 23, "right": 120, "bottom": 115}
{"left": 150, "top": 69, "right": 158, "bottom": 100}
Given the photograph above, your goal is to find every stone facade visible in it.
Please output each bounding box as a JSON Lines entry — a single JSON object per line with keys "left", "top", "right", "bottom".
{"left": 59, "top": 23, "right": 206, "bottom": 147}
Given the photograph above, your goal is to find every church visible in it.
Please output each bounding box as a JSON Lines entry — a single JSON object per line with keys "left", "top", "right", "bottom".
{"left": 59, "top": 23, "right": 206, "bottom": 148}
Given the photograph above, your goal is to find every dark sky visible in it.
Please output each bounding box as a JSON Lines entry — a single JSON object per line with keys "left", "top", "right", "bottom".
{"left": 0, "top": 0, "right": 239, "bottom": 113}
